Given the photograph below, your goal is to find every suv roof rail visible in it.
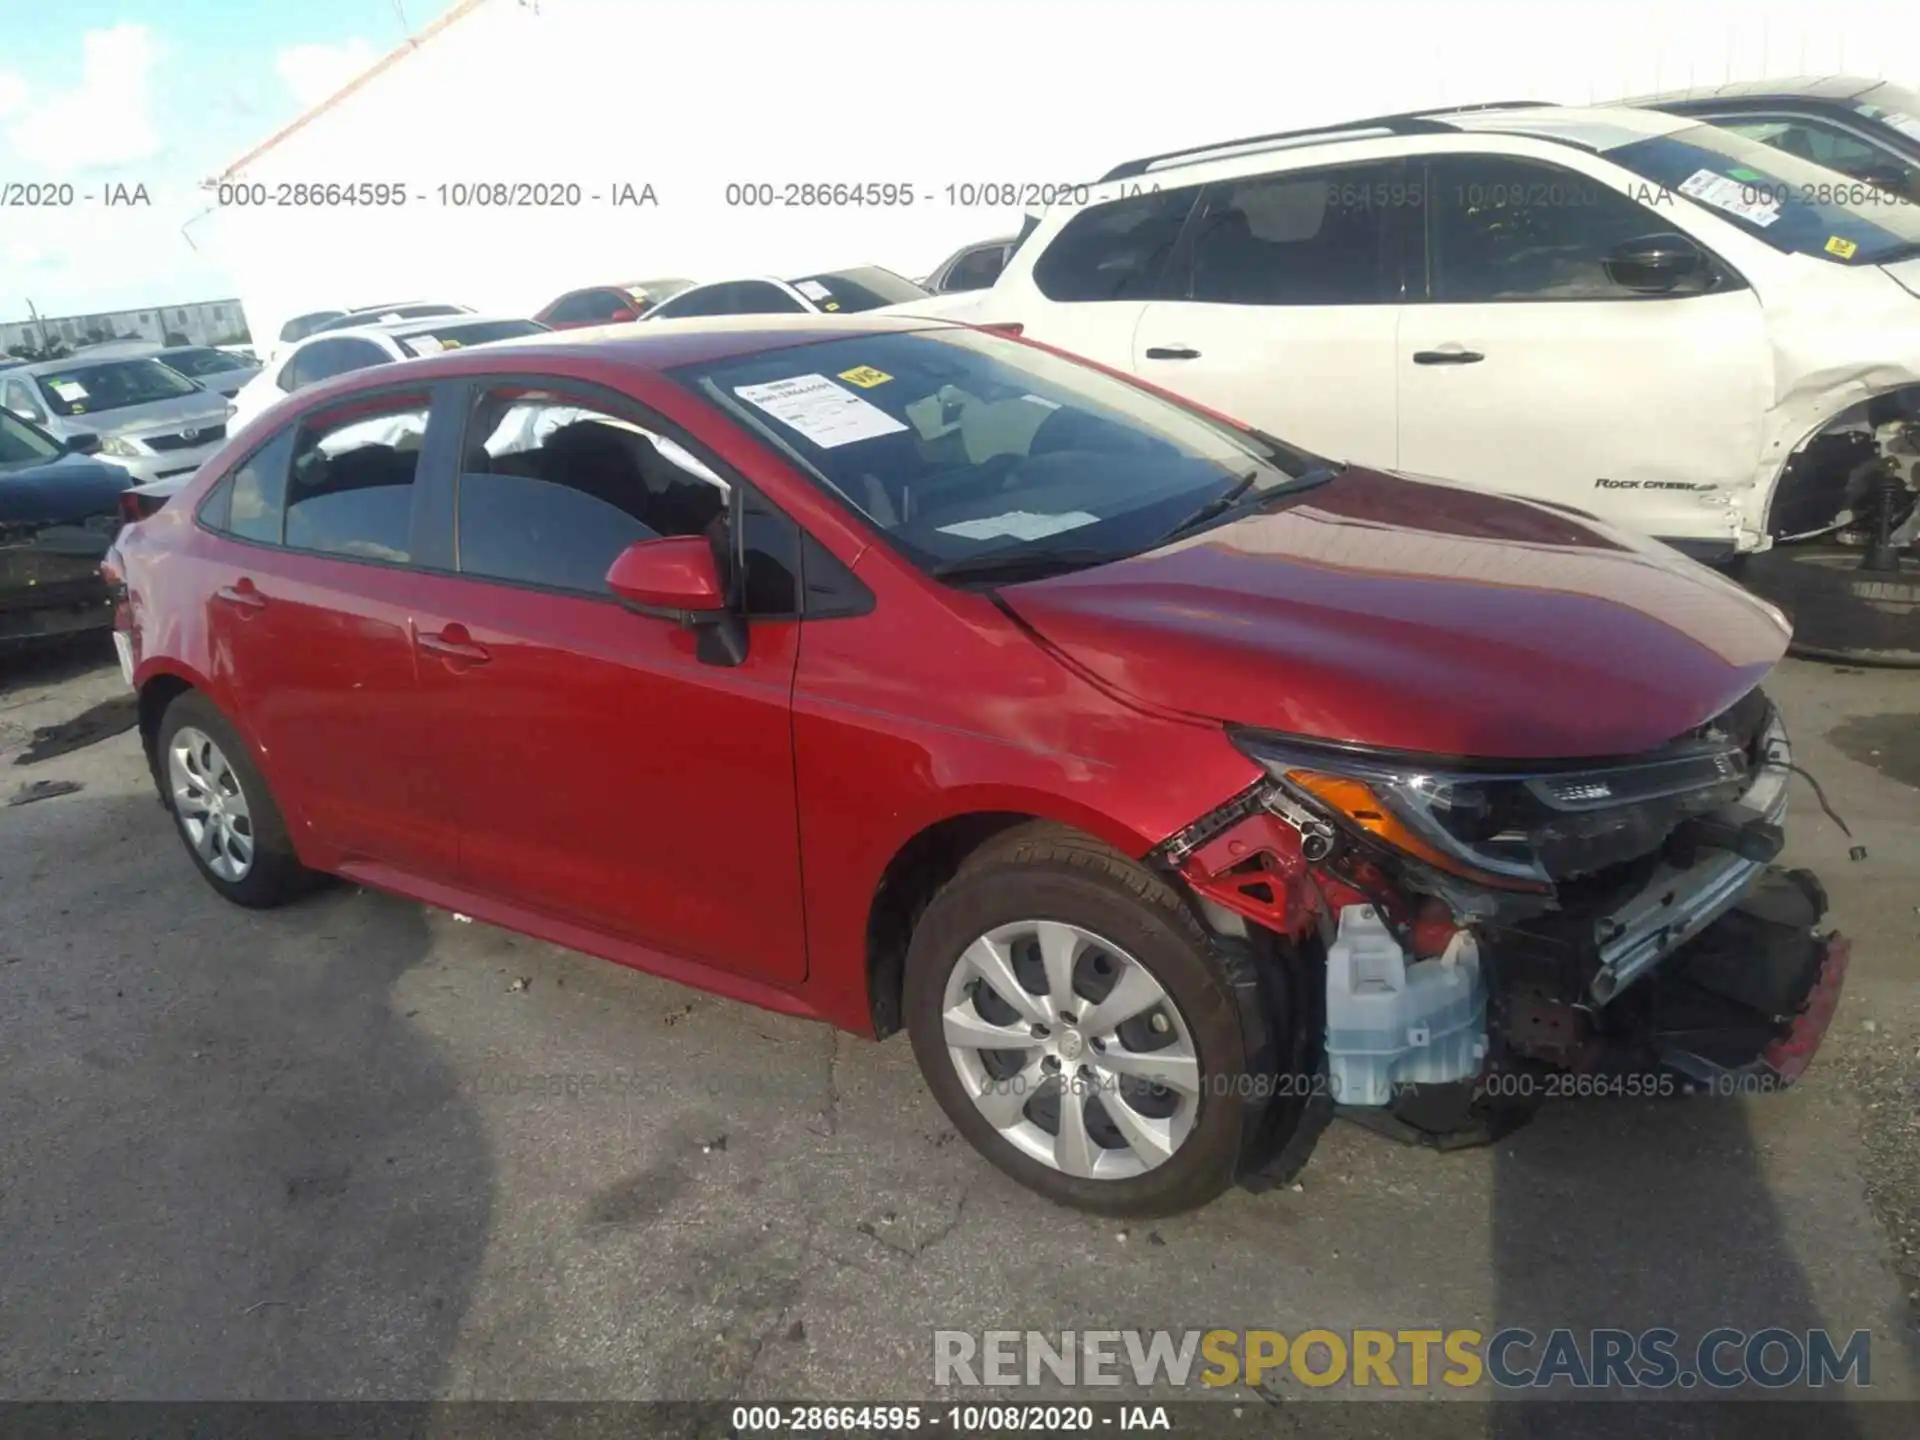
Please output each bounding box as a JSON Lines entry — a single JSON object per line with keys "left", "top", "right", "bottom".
{"left": 1095, "top": 100, "right": 1558, "bottom": 182}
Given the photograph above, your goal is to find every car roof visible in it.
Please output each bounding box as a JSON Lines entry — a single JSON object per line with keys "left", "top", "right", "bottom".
{"left": 1616, "top": 74, "right": 1894, "bottom": 107}
{"left": 1097, "top": 101, "right": 1694, "bottom": 184}
{"left": 294, "top": 314, "right": 534, "bottom": 344}
{"left": 292, "top": 313, "right": 957, "bottom": 398}
{"left": 14, "top": 352, "right": 174, "bottom": 375}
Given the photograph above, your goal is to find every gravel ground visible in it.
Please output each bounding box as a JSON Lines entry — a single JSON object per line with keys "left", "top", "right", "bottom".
{"left": 0, "top": 635, "right": 1915, "bottom": 1427}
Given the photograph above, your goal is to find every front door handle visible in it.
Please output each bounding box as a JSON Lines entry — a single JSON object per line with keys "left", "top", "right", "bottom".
{"left": 1412, "top": 347, "right": 1485, "bottom": 365}
{"left": 1144, "top": 345, "right": 1201, "bottom": 361}
{"left": 213, "top": 580, "right": 266, "bottom": 611}
{"left": 418, "top": 624, "right": 491, "bottom": 668}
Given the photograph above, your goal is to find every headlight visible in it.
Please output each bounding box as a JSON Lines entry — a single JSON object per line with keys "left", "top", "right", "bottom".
{"left": 98, "top": 435, "right": 143, "bottom": 458}
{"left": 1230, "top": 730, "right": 1752, "bottom": 890}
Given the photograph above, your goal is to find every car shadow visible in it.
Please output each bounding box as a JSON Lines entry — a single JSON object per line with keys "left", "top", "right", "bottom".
{"left": 0, "top": 789, "right": 493, "bottom": 1399}
{"left": 1488, "top": 1095, "right": 1873, "bottom": 1435}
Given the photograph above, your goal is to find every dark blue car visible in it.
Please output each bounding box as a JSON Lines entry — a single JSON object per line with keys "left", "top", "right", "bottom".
{"left": 0, "top": 406, "right": 133, "bottom": 649}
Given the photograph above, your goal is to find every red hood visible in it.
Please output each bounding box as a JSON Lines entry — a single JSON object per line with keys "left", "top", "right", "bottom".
{"left": 998, "top": 469, "right": 1790, "bottom": 761}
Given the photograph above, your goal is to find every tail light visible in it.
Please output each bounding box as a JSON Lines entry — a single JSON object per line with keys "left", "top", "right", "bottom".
{"left": 118, "top": 489, "right": 164, "bottom": 525}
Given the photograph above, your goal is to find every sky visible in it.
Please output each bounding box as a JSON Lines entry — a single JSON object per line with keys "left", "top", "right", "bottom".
{"left": 0, "top": 0, "right": 463, "bottom": 320}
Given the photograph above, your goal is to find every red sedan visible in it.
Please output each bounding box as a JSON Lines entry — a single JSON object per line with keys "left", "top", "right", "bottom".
{"left": 105, "top": 315, "right": 1848, "bottom": 1215}
{"left": 534, "top": 278, "right": 695, "bottom": 329}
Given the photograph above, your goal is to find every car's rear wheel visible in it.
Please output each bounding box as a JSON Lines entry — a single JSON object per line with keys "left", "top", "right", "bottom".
{"left": 904, "top": 824, "right": 1274, "bottom": 1216}
{"left": 157, "top": 691, "right": 316, "bottom": 908}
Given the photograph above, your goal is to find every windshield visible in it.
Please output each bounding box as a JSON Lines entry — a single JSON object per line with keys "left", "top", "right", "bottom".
{"left": 0, "top": 408, "right": 64, "bottom": 467}
{"left": 672, "top": 327, "right": 1325, "bottom": 578}
{"left": 1849, "top": 83, "right": 1920, "bottom": 142}
{"left": 161, "top": 348, "right": 252, "bottom": 377}
{"left": 787, "top": 267, "right": 931, "bottom": 313}
{"left": 394, "top": 319, "right": 549, "bottom": 357}
{"left": 34, "top": 358, "right": 202, "bottom": 417}
{"left": 1607, "top": 122, "right": 1920, "bottom": 264}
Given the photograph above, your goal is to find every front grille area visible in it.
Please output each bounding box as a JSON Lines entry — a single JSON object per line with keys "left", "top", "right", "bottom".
{"left": 145, "top": 423, "right": 227, "bottom": 453}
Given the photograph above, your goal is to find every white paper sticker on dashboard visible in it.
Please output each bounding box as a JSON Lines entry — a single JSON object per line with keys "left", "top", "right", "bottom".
{"left": 734, "top": 374, "right": 908, "bottom": 448}
{"left": 793, "top": 279, "right": 834, "bottom": 302}
{"left": 405, "top": 335, "right": 445, "bottom": 355}
{"left": 1677, "top": 168, "right": 1781, "bottom": 227}
{"left": 938, "top": 510, "right": 1100, "bottom": 541}
{"left": 49, "top": 380, "right": 88, "bottom": 402}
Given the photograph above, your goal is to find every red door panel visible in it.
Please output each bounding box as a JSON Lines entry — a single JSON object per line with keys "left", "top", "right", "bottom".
{"left": 409, "top": 572, "right": 808, "bottom": 984}
{"left": 204, "top": 545, "right": 459, "bottom": 879}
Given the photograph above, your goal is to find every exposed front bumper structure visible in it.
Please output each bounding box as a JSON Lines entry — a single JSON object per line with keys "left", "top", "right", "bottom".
{"left": 1589, "top": 711, "right": 1792, "bottom": 1005}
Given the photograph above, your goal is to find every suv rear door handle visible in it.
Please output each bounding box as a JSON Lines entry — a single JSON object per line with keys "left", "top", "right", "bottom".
{"left": 1144, "top": 345, "right": 1201, "bottom": 361}
{"left": 1412, "top": 347, "right": 1484, "bottom": 365}
{"left": 213, "top": 580, "right": 265, "bottom": 611}
{"left": 417, "top": 624, "right": 491, "bottom": 668}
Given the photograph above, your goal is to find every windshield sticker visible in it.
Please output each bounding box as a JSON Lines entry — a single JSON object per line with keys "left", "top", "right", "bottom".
{"left": 1677, "top": 168, "right": 1781, "bottom": 227}
{"left": 406, "top": 335, "right": 445, "bottom": 355}
{"left": 1021, "top": 393, "right": 1062, "bottom": 410}
{"left": 48, "top": 380, "right": 88, "bottom": 402}
{"left": 1726, "top": 167, "right": 1765, "bottom": 182}
{"left": 793, "top": 279, "right": 834, "bottom": 302}
{"left": 837, "top": 365, "right": 892, "bottom": 388}
{"left": 734, "top": 374, "right": 909, "bottom": 448}
{"left": 938, "top": 510, "right": 1100, "bottom": 542}
{"left": 626, "top": 286, "right": 652, "bottom": 301}
{"left": 822, "top": 301, "right": 841, "bottom": 311}
{"left": 1826, "top": 235, "right": 1860, "bottom": 260}
{"left": 1879, "top": 111, "right": 1920, "bottom": 142}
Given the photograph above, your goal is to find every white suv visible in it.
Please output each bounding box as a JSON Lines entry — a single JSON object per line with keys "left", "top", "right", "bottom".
{"left": 914, "top": 103, "right": 1920, "bottom": 562}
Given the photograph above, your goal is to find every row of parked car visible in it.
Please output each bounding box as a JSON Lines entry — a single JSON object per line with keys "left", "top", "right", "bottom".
{"left": 5, "top": 77, "right": 1918, "bottom": 662}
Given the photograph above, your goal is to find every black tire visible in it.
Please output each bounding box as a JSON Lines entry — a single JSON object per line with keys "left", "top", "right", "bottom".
{"left": 1739, "top": 543, "right": 1920, "bottom": 667}
{"left": 904, "top": 823, "right": 1287, "bottom": 1217}
{"left": 155, "top": 690, "right": 318, "bottom": 908}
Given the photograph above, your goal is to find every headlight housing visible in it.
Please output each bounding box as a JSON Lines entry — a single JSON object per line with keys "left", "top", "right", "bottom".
{"left": 1230, "top": 729, "right": 1752, "bottom": 890}
{"left": 98, "top": 435, "right": 144, "bottom": 458}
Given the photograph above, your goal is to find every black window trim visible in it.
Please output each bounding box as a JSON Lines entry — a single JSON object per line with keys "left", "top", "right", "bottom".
{"left": 428, "top": 371, "right": 813, "bottom": 620}
{"left": 1413, "top": 151, "right": 1752, "bottom": 305}
{"left": 192, "top": 376, "right": 462, "bottom": 575}
{"left": 1160, "top": 154, "right": 1425, "bottom": 307}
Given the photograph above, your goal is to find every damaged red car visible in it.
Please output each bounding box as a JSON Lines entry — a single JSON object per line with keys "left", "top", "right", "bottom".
{"left": 105, "top": 315, "right": 1851, "bottom": 1216}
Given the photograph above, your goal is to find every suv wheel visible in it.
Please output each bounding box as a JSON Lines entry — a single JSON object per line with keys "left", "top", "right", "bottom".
{"left": 157, "top": 691, "right": 317, "bottom": 908}
{"left": 905, "top": 824, "right": 1274, "bottom": 1216}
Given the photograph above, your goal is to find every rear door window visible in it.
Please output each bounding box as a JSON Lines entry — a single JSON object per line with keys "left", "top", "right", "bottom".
{"left": 1177, "top": 159, "right": 1417, "bottom": 305}
{"left": 283, "top": 395, "right": 432, "bottom": 563}
{"left": 215, "top": 429, "right": 296, "bottom": 544}
{"left": 1031, "top": 186, "right": 1202, "bottom": 301}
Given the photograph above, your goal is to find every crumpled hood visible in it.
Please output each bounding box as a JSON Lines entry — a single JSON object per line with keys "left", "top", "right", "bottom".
{"left": 999, "top": 468, "right": 1791, "bottom": 761}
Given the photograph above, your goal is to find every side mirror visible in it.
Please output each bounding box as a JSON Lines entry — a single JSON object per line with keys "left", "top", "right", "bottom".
{"left": 607, "top": 534, "right": 749, "bottom": 666}
{"left": 65, "top": 431, "right": 101, "bottom": 455}
{"left": 1603, "top": 233, "right": 1705, "bottom": 294}
{"left": 606, "top": 534, "right": 727, "bottom": 622}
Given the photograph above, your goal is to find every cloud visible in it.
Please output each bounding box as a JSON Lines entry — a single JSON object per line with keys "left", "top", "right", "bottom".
{"left": 0, "top": 72, "right": 29, "bottom": 121}
{"left": 275, "top": 39, "right": 380, "bottom": 110}
{"left": 4, "top": 25, "right": 160, "bottom": 171}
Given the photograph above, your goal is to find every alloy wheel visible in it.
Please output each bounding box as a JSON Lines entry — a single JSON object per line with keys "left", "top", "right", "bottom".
{"left": 168, "top": 726, "right": 256, "bottom": 882}
{"left": 941, "top": 920, "right": 1201, "bottom": 1180}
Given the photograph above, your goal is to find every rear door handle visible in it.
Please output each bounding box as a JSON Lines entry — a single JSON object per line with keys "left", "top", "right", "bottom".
{"left": 213, "top": 580, "right": 266, "bottom": 611}
{"left": 417, "top": 624, "right": 491, "bottom": 668}
{"left": 1144, "top": 345, "right": 1201, "bottom": 361}
{"left": 1412, "top": 347, "right": 1484, "bottom": 365}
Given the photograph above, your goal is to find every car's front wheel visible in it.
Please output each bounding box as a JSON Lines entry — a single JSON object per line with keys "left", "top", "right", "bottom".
{"left": 904, "top": 824, "right": 1279, "bottom": 1216}
{"left": 156, "top": 691, "right": 317, "bottom": 908}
